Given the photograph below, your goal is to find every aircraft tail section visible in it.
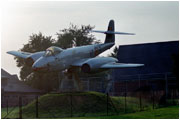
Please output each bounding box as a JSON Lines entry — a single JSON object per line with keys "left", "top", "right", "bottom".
{"left": 91, "top": 19, "right": 135, "bottom": 43}
{"left": 105, "top": 20, "right": 115, "bottom": 43}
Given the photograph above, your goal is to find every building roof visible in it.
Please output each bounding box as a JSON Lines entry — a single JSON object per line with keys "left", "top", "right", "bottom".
{"left": 2, "top": 68, "right": 12, "bottom": 78}
{"left": 1, "top": 68, "right": 42, "bottom": 93}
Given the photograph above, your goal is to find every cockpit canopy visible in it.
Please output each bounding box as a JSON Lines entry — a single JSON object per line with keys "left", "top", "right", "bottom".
{"left": 44, "top": 46, "right": 63, "bottom": 57}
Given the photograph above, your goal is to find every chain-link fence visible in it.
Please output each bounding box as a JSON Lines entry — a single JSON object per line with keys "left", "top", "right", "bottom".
{"left": 2, "top": 91, "right": 178, "bottom": 118}
{"left": 2, "top": 72, "right": 178, "bottom": 119}
{"left": 2, "top": 92, "right": 119, "bottom": 118}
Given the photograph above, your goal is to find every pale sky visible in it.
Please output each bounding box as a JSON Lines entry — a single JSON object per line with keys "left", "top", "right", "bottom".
{"left": 1, "top": 1, "right": 179, "bottom": 77}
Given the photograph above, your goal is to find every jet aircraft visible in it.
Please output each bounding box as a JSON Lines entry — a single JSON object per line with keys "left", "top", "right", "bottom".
{"left": 7, "top": 20, "right": 144, "bottom": 76}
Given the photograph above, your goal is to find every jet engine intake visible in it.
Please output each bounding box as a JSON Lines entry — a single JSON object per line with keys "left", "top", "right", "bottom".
{"left": 25, "top": 51, "right": 45, "bottom": 67}
{"left": 81, "top": 63, "right": 91, "bottom": 73}
{"left": 81, "top": 57, "right": 117, "bottom": 73}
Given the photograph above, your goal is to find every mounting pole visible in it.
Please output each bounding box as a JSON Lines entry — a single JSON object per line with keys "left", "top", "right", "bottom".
{"left": 165, "top": 73, "right": 168, "bottom": 99}
{"left": 19, "top": 96, "right": 22, "bottom": 119}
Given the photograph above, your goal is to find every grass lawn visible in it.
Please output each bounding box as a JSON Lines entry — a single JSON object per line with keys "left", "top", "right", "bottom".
{"left": 2, "top": 105, "right": 178, "bottom": 119}
{"left": 76, "top": 105, "right": 179, "bottom": 119}
{"left": 1, "top": 92, "right": 179, "bottom": 119}
{"left": 1, "top": 107, "right": 19, "bottom": 119}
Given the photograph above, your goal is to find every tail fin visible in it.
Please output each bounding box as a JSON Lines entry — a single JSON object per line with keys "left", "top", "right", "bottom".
{"left": 105, "top": 20, "right": 115, "bottom": 43}
{"left": 91, "top": 20, "right": 135, "bottom": 43}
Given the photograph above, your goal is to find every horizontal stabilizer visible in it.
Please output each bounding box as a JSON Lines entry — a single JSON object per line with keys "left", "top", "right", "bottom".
{"left": 91, "top": 30, "right": 135, "bottom": 35}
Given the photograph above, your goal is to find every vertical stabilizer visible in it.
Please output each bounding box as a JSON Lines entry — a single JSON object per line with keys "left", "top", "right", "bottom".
{"left": 105, "top": 20, "right": 115, "bottom": 43}
{"left": 91, "top": 20, "right": 135, "bottom": 43}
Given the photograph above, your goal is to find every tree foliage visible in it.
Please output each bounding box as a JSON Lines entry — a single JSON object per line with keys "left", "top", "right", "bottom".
{"left": 15, "top": 32, "right": 55, "bottom": 80}
{"left": 56, "top": 24, "right": 99, "bottom": 49}
{"left": 15, "top": 24, "right": 100, "bottom": 92}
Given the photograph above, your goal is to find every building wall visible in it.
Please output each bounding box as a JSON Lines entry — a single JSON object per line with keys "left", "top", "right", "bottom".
{"left": 110, "top": 41, "right": 179, "bottom": 97}
{"left": 114, "top": 41, "right": 179, "bottom": 80}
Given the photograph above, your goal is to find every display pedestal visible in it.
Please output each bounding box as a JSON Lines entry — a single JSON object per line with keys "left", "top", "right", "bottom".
{"left": 58, "top": 72, "right": 82, "bottom": 92}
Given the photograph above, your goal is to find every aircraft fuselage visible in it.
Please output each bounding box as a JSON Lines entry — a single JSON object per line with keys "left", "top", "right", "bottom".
{"left": 32, "top": 43, "right": 114, "bottom": 71}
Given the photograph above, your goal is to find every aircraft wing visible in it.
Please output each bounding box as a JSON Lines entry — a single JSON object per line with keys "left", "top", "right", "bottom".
{"left": 71, "top": 58, "right": 89, "bottom": 67}
{"left": 100, "top": 62, "right": 144, "bottom": 69}
{"left": 71, "top": 57, "right": 144, "bottom": 69}
{"left": 7, "top": 51, "right": 32, "bottom": 59}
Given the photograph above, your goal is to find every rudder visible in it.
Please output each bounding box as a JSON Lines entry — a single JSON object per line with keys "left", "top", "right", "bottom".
{"left": 105, "top": 20, "right": 115, "bottom": 43}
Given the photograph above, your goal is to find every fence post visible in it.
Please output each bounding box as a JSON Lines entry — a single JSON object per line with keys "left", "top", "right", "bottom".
{"left": 172, "top": 89, "right": 175, "bottom": 105}
{"left": 36, "top": 96, "right": 38, "bottom": 118}
{"left": 138, "top": 74, "right": 141, "bottom": 88}
{"left": 19, "top": 96, "right": 22, "bottom": 119}
{"left": 138, "top": 75, "right": 142, "bottom": 111}
{"left": 112, "top": 80, "right": 115, "bottom": 96}
{"left": 124, "top": 80, "right": 127, "bottom": 113}
{"left": 124, "top": 92, "right": 127, "bottom": 113}
{"left": 70, "top": 94, "right": 73, "bottom": 117}
{"left": 165, "top": 73, "right": 168, "bottom": 99}
{"left": 139, "top": 92, "right": 142, "bottom": 111}
{"left": 6, "top": 99, "right": 8, "bottom": 115}
{"left": 153, "top": 90, "right": 155, "bottom": 109}
{"left": 87, "top": 79, "right": 90, "bottom": 91}
{"left": 107, "top": 93, "right": 109, "bottom": 116}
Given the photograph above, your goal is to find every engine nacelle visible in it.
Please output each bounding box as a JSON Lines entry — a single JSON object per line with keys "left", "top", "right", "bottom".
{"left": 25, "top": 51, "right": 45, "bottom": 66}
{"left": 81, "top": 57, "right": 118, "bottom": 73}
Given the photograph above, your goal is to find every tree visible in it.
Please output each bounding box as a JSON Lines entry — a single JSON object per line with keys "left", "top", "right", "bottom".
{"left": 15, "top": 32, "right": 58, "bottom": 92}
{"left": 15, "top": 32, "right": 55, "bottom": 80}
{"left": 15, "top": 24, "right": 100, "bottom": 92}
{"left": 56, "top": 24, "right": 100, "bottom": 49}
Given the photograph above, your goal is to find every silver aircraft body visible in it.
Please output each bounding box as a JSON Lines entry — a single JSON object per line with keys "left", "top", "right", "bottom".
{"left": 7, "top": 20, "right": 144, "bottom": 74}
